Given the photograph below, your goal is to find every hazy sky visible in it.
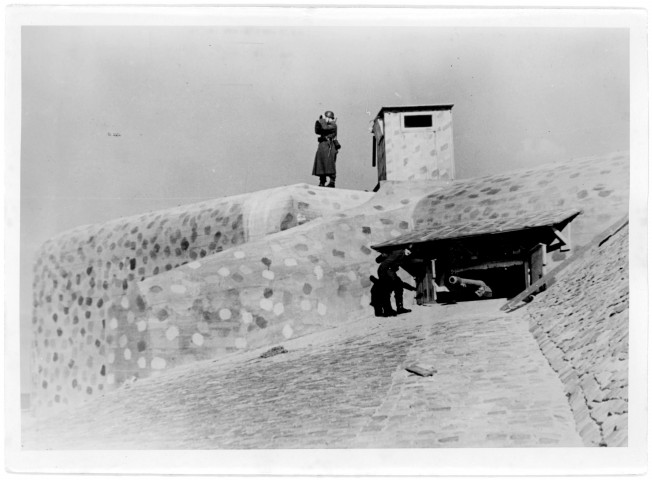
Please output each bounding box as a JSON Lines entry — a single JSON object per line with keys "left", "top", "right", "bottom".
{"left": 19, "top": 25, "right": 629, "bottom": 385}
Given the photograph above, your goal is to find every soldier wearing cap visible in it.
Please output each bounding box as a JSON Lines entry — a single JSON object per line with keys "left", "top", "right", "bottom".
{"left": 312, "top": 110, "right": 341, "bottom": 187}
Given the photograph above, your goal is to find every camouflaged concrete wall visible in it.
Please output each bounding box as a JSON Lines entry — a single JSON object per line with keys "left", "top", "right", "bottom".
{"left": 132, "top": 181, "right": 432, "bottom": 382}
{"left": 525, "top": 224, "right": 628, "bottom": 447}
{"left": 383, "top": 109, "right": 455, "bottom": 182}
{"left": 30, "top": 184, "right": 372, "bottom": 412}
{"left": 411, "top": 152, "right": 629, "bottom": 260}
{"left": 30, "top": 152, "right": 629, "bottom": 414}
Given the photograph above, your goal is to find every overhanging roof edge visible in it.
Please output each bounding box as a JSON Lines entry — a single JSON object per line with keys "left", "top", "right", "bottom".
{"left": 371, "top": 209, "right": 582, "bottom": 251}
{"left": 375, "top": 104, "right": 455, "bottom": 120}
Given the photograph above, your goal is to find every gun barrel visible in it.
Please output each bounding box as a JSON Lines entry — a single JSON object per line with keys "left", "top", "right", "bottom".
{"left": 448, "top": 276, "right": 493, "bottom": 298}
{"left": 449, "top": 276, "right": 486, "bottom": 288}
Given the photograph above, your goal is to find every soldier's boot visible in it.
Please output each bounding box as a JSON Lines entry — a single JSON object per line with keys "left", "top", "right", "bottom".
{"left": 326, "top": 175, "right": 336, "bottom": 188}
{"left": 395, "top": 299, "right": 412, "bottom": 315}
{"left": 381, "top": 297, "right": 397, "bottom": 317}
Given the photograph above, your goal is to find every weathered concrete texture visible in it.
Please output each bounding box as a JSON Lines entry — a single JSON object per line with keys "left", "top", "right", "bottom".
{"left": 29, "top": 152, "right": 629, "bottom": 415}
{"left": 126, "top": 180, "right": 437, "bottom": 389}
{"left": 22, "top": 302, "right": 582, "bottom": 449}
{"left": 382, "top": 108, "right": 455, "bottom": 181}
{"left": 30, "top": 184, "right": 372, "bottom": 413}
{"left": 411, "top": 152, "right": 628, "bottom": 252}
{"left": 524, "top": 224, "right": 628, "bottom": 447}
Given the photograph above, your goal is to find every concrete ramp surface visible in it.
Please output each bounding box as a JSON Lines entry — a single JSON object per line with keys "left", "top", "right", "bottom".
{"left": 23, "top": 301, "right": 582, "bottom": 449}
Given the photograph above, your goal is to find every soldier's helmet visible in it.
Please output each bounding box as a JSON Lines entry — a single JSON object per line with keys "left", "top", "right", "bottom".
{"left": 324, "top": 111, "right": 335, "bottom": 119}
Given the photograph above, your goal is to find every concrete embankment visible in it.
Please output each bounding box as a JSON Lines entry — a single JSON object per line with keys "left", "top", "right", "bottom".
{"left": 23, "top": 301, "right": 582, "bottom": 449}
{"left": 523, "top": 223, "right": 629, "bottom": 446}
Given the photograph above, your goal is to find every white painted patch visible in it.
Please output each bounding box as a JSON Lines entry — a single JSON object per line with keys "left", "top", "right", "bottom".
{"left": 187, "top": 261, "right": 202, "bottom": 269}
{"left": 284, "top": 258, "right": 298, "bottom": 267}
{"left": 239, "top": 265, "right": 252, "bottom": 275}
{"left": 119, "top": 335, "right": 128, "bottom": 348}
{"left": 273, "top": 303, "right": 285, "bottom": 316}
{"left": 318, "top": 303, "right": 327, "bottom": 316}
{"left": 219, "top": 308, "right": 232, "bottom": 320}
{"left": 234, "top": 250, "right": 246, "bottom": 259}
{"left": 192, "top": 333, "right": 204, "bottom": 346}
{"left": 314, "top": 265, "right": 324, "bottom": 280}
{"left": 120, "top": 297, "right": 130, "bottom": 309}
{"left": 259, "top": 298, "right": 273, "bottom": 311}
{"left": 107, "top": 374, "right": 115, "bottom": 385}
{"left": 262, "top": 270, "right": 275, "bottom": 280}
{"left": 109, "top": 317, "right": 118, "bottom": 330}
{"left": 390, "top": 229, "right": 401, "bottom": 237}
{"left": 171, "top": 284, "right": 187, "bottom": 294}
{"left": 300, "top": 299, "right": 312, "bottom": 311}
{"left": 124, "top": 348, "right": 132, "bottom": 360}
{"left": 347, "top": 271, "right": 358, "bottom": 282}
{"left": 218, "top": 267, "right": 230, "bottom": 277}
{"left": 283, "top": 324, "right": 294, "bottom": 339}
{"left": 241, "top": 310, "right": 253, "bottom": 324}
{"left": 108, "top": 352, "right": 115, "bottom": 364}
{"left": 151, "top": 357, "right": 166, "bottom": 369}
{"left": 138, "top": 357, "right": 147, "bottom": 369}
{"left": 137, "top": 320, "right": 147, "bottom": 332}
{"left": 235, "top": 338, "right": 248, "bottom": 349}
{"left": 166, "top": 326, "right": 179, "bottom": 341}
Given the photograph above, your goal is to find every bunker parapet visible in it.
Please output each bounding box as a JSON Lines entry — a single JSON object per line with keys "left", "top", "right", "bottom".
{"left": 30, "top": 152, "right": 629, "bottom": 414}
{"left": 30, "top": 184, "right": 373, "bottom": 412}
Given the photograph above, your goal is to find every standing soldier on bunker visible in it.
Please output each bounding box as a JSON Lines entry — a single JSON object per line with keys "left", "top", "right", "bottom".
{"left": 312, "top": 110, "right": 341, "bottom": 187}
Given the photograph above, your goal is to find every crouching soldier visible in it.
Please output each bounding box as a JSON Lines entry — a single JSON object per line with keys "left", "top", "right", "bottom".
{"left": 369, "top": 274, "right": 417, "bottom": 317}
{"left": 371, "top": 245, "right": 416, "bottom": 316}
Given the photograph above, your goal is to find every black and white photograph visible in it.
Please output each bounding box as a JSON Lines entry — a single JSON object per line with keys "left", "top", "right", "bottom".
{"left": 4, "top": 2, "right": 648, "bottom": 476}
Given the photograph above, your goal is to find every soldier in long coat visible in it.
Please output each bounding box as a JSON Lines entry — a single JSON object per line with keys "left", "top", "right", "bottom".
{"left": 312, "top": 111, "right": 341, "bottom": 187}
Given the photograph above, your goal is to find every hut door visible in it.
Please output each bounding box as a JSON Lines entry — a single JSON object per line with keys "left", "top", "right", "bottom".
{"left": 373, "top": 118, "right": 387, "bottom": 181}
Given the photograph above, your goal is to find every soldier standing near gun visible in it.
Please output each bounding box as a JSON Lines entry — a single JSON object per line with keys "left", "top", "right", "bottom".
{"left": 373, "top": 245, "right": 416, "bottom": 316}
{"left": 312, "top": 110, "right": 341, "bottom": 187}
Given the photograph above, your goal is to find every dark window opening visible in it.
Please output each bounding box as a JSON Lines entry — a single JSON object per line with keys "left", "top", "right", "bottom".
{"left": 403, "top": 114, "right": 433, "bottom": 128}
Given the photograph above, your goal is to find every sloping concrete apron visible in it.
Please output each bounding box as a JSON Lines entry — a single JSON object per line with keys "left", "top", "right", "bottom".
{"left": 23, "top": 300, "right": 582, "bottom": 449}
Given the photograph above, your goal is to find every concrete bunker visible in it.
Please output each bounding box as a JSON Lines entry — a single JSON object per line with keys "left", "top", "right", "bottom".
{"left": 371, "top": 209, "right": 581, "bottom": 303}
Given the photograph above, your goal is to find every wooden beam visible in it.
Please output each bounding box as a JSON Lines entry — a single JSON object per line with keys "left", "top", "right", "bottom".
{"left": 529, "top": 243, "right": 547, "bottom": 285}
{"left": 451, "top": 259, "right": 523, "bottom": 272}
{"left": 552, "top": 226, "right": 571, "bottom": 252}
